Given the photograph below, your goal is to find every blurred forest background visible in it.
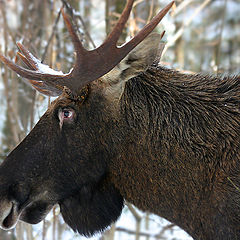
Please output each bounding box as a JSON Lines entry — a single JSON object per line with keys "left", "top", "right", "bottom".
{"left": 0, "top": 0, "right": 239, "bottom": 239}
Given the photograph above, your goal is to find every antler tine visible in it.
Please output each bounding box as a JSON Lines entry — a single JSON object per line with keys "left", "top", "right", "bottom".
{"left": 29, "top": 81, "right": 62, "bottom": 96}
{"left": 16, "top": 53, "right": 62, "bottom": 95}
{"left": 15, "top": 44, "right": 63, "bottom": 96}
{"left": 31, "top": 86, "right": 56, "bottom": 96}
{"left": 17, "top": 52, "right": 35, "bottom": 70}
{"left": 0, "top": 53, "right": 40, "bottom": 80}
{"left": 118, "top": 1, "right": 174, "bottom": 56}
{"left": 17, "top": 43, "right": 39, "bottom": 70}
{"left": 103, "top": 0, "right": 134, "bottom": 46}
{"left": 0, "top": 47, "right": 67, "bottom": 97}
{"left": 0, "top": 53, "right": 67, "bottom": 82}
{"left": 61, "top": 8, "right": 87, "bottom": 60}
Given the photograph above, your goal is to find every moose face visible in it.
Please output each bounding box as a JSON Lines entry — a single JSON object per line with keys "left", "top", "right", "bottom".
{"left": 0, "top": 86, "right": 126, "bottom": 236}
{"left": 0, "top": 88, "right": 114, "bottom": 230}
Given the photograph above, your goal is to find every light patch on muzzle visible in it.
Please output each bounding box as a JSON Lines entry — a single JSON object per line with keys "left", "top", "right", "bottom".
{"left": 0, "top": 199, "right": 19, "bottom": 230}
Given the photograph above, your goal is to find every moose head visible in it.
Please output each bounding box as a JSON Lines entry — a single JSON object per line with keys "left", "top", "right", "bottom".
{"left": 0, "top": 0, "right": 174, "bottom": 237}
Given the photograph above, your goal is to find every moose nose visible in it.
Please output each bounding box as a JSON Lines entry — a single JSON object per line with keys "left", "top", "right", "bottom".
{"left": 0, "top": 199, "right": 19, "bottom": 230}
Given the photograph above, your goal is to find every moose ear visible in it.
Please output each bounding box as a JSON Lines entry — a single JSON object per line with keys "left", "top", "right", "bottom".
{"left": 59, "top": 182, "right": 124, "bottom": 237}
{"left": 100, "top": 33, "right": 165, "bottom": 99}
{"left": 124, "top": 32, "right": 165, "bottom": 71}
{"left": 101, "top": 32, "right": 165, "bottom": 85}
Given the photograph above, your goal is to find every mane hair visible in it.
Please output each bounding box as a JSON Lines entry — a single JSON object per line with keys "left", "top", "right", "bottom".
{"left": 108, "top": 66, "right": 240, "bottom": 238}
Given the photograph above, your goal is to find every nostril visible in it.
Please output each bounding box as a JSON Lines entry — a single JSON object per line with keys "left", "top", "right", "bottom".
{"left": 2, "top": 203, "right": 14, "bottom": 228}
{"left": 0, "top": 200, "right": 19, "bottom": 230}
{"left": 0, "top": 200, "right": 12, "bottom": 228}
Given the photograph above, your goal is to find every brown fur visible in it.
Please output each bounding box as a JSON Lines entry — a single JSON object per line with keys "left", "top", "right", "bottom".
{"left": 108, "top": 66, "right": 240, "bottom": 239}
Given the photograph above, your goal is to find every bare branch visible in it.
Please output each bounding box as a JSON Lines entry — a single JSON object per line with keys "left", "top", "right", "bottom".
{"left": 162, "top": 0, "right": 211, "bottom": 56}
{"left": 171, "top": 0, "right": 194, "bottom": 17}
{"left": 42, "top": 8, "right": 62, "bottom": 62}
{"left": 126, "top": 202, "right": 142, "bottom": 222}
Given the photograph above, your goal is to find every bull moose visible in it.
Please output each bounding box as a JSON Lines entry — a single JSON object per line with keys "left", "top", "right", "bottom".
{"left": 0, "top": 0, "right": 240, "bottom": 239}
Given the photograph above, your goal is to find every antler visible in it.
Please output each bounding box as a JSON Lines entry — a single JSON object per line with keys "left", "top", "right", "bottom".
{"left": 16, "top": 43, "right": 63, "bottom": 96}
{"left": 0, "top": 0, "right": 174, "bottom": 96}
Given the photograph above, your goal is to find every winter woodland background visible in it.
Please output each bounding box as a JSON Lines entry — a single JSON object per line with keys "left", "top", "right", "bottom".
{"left": 0, "top": 0, "right": 240, "bottom": 239}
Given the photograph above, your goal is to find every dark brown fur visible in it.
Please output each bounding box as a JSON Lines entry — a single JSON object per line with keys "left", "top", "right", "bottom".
{"left": 110, "top": 66, "right": 240, "bottom": 239}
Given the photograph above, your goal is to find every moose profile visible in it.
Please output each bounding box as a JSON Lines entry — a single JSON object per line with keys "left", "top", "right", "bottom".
{"left": 0, "top": 0, "right": 239, "bottom": 239}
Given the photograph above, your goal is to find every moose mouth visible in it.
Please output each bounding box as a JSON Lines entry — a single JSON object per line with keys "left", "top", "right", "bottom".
{"left": 19, "top": 200, "right": 55, "bottom": 225}
{"left": 0, "top": 199, "right": 55, "bottom": 230}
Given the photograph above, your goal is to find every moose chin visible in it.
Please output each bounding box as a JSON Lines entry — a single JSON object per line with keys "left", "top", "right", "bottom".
{"left": 0, "top": 0, "right": 239, "bottom": 240}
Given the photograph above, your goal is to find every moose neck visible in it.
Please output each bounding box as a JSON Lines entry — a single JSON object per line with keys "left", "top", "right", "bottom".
{"left": 107, "top": 66, "right": 240, "bottom": 239}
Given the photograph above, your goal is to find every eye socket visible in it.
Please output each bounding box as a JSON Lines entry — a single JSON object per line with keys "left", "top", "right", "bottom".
{"left": 63, "top": 109, "right": 73, "bottom": 119}
{"left": 58, "top": 108, "right": 75, "bottom": 126}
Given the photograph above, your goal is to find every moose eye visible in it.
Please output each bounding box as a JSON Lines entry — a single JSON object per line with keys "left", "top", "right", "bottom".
{"left": 63, "top": 110, "right": 73, "bottom": 119}
{"left": 58, "top": 108, "right": 75, "bottom": 126}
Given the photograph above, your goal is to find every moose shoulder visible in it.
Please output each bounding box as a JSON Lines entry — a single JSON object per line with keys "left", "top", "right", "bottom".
{"left": 0, "top": 1, "right": 240, "bottom": 240}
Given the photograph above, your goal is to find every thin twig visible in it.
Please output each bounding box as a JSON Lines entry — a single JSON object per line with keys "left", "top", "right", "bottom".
{"left": 76, "top": 15, "right": 96, "bottom": 48}
{"left": 126, "top": 202, "right": 142, "bottom": 222}
{"left": 0, "top": 1, "right": 24, "bottom": 143}
{"left": 162, "top": 0, "right": 211, "bottom": 56}
{"left": 41, "top": 8, "right": 62, "bottom": 62}
{"left": 126, "top": 202, "right": 142, "bottom": 240}
{"left": 147, "top": 0, "right": 154, "bottom": 24}
{"left": 133, "top": 0, "right": 144, "bottom": 8}
{"left": 115, "top": 227, "right": 153, "bottom": 238}
{"left": 115, "top": 223, "right": 175, "bottom": 239}
{"left": 214, "top": 0, "right": 227, "bottom": 74}
{"left": 61, "top": 0, "right": 96, "bottom": 48}
{"left": 156, "top": 223, "right": 175, "bottom": 238}
{"left": 171, "top": 0, "right": 194, "bottom": 17}
{"left": 227, "top": 177, "right": 240, "bottom": 193}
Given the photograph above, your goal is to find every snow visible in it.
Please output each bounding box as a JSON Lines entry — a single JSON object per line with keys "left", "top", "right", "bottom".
{"left": 28, "top": 52, "right": 65, "bottom": 75}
